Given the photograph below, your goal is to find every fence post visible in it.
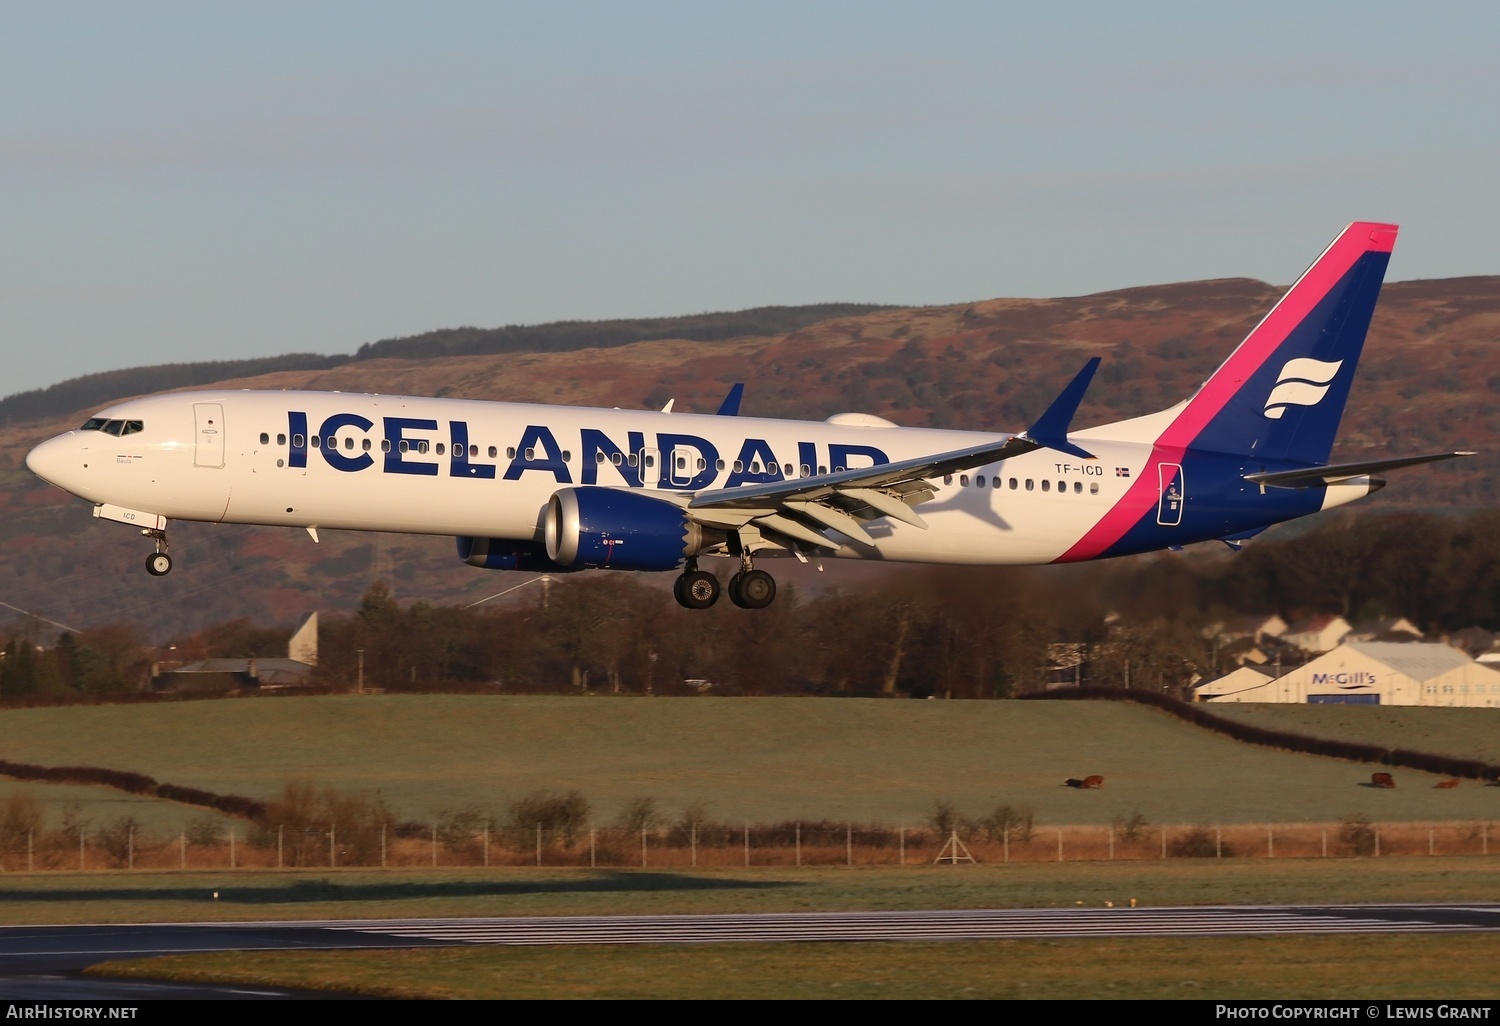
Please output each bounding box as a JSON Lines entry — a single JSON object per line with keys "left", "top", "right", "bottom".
{"left": 1484, "top": 823, "right": 1489, "bottom": 856}
{"left": 1268, "top": 826, "right": 1274, "bottom": 859}
{"left": 536, "top": 824, "right": 542, "bottom": 867}
{"left": 795, "top": 823, "right": 802, "bottom": 867}
{"left": 899, "top": 827, "right": 905, "bottom": 866}
{"left": 1056, "top": 827, "right": 1063, "bottom": 863}
{"left": 1003, "top": 827, "right": 1009, "bottom": 864}
{"left": 1215, "top": 827, "right": 1221, "bottom": 859}
{"left": 230, "top": 827, "right": 236, "bottom": 869}
{"left": 590, "top": 828, "right": 597, "bottom": 869}
{"left": 327, "top": 825, "right": 333, "bottom": 869}
{"left": 691, "top": 824, "right": 697, "bottom": 868}
{"left": 279, "top": 825, "right": 284, "bottom": 869}
{"left": 128, "top": 827, "right": 134, "bottom": 870}
{"left": 79, "top": 829, "right": 85, "bottom": 872}
{"left": 1429, "top": 827, "right": 1435, "bottom": 856}
{"left": 28, "top": 830, "right": 34, "bottom": 873}
{"left": 640, "top": 828, "right": 647, "bottom": 869}
{"left": 846, "top": 823, "right": 853, "bottom": 867}
{"left": 744, "top": 823, "right": 750, "bottom": 868}
{"left": 1322, "top": 828, "right": 1327, "bottom": 858}
{"left": 1375, "top": 826, "right": 1381, "bottom": 857}
{"left": 432, "top": 824, "right": 438, "bottom": 868}
{"left": 379, "top": 824, "right": 385, "bottom": 868}
{"left": 1108, "top": 827, "right": 1113, "bottom": 861}
{"left": 1160, "top": 826, "right": 1166, "bottom": 860}
{"left": 483, "top": 825, "right": 489, "bottom": 868}
{"left": 180, "top": 829, "right": 186, "bottom": 871}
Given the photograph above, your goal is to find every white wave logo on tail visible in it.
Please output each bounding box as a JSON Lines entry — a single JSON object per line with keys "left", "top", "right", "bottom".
{"left": 1263, "top": 357, "right": 1343, "bottom": 419}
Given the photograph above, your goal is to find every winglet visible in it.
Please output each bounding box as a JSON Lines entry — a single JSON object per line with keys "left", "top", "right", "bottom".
{"left": 716, "top": 383, "right": 745, "bottom": 416}
{"left": 1021, "top": 358, "right": 1100, "bottom": 460}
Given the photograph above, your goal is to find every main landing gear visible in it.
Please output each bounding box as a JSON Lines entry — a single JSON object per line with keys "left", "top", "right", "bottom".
{"left": 672, "top": 556, "right": 777, "bottom": 610}
{"left": 143, "top": 527, "right": 173, "bottom": 576}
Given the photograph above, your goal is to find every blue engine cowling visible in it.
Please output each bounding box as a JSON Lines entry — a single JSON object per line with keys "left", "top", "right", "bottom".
{"left": 456, "top": 537, "right": 577, "bottom": 572}
{"left": 544, "top": 487, "right": 703, "bottom": 571}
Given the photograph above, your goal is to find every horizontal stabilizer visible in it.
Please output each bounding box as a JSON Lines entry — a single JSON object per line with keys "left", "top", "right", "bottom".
{"left": 1020, "top": 358, "right": 1100, "bottom": 460}
{"left": 1243, "top": 451, "right": 1474, "bottom": 489}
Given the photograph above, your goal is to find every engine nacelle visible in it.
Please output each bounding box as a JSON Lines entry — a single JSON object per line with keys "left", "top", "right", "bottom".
{"left": 544, "top": 487, "right": 703, "bottom": 571}
{"left": 456, "top": 537, "right": 576, "bottom": 572}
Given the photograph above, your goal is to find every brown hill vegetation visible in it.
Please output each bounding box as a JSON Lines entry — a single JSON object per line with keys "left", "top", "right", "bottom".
{"left": 0, "top": 276, "right": 1495, "bottom": 639}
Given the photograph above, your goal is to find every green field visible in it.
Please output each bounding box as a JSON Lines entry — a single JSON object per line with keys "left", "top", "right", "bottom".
{"left": 90, "top": 934, "right": 1500, "bottom": 1000}
{"left": 2, "top": 696, "right": 1498, "bottom": 828}
{"left": 1207, "top": 704, "right": 1500, "bottom": 764}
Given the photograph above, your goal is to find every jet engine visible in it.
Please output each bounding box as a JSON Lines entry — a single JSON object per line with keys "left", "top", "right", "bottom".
{"left": 544, "top": 487, "right": 704, "bottom": 571}
{"left": 455, "top": 537, "right": 576, "bottom": 572}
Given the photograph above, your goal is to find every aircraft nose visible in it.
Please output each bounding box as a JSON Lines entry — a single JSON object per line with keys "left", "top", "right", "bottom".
{"left": 25, "top": 432, "right": 84, "bottom": 490}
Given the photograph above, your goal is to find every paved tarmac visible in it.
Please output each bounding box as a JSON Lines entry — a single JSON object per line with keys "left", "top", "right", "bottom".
{"left": 4, "top": 903, "right": 1498, "bottom": 999}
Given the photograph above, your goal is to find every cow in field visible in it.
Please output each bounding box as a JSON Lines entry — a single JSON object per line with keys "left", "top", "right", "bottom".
{"left": 1434, "top": 778, "right": 1460, "bottom": 789}
{"left": 1371, "top": 772, "right": 1396, "bottom": 789}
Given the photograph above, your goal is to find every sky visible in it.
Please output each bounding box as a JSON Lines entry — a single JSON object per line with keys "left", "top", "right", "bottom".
{"left": 2, "top": 1, "right": 1497, "bottom": 397}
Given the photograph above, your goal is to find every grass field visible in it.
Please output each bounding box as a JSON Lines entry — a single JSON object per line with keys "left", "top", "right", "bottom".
{"left": 2, "top": 857, "right": 1498, "bottom": 925}
{"left": 1206, "top": 704, "right": 1500, "bottom": 764}
{"left": 2, "top": 696, "right": 1499, "bottom": 831}
{"left": 88, "top": 934, "right": 1500, "bottom": 999}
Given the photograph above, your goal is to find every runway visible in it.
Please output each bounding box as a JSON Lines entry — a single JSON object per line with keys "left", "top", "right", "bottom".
{"left": 4, "top": 904, "right": 1499, "bottom": 999}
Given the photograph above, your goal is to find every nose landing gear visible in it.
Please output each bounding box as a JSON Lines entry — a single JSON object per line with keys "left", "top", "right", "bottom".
{"left": 144, "top": 527, "right": 172, "bottom": 576}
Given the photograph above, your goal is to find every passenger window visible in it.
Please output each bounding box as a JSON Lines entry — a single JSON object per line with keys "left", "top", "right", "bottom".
{"left": 595, "top": 452, "right": 606, "bottom": 464}
{"left": 469, "top": 445, "right": 477, "bottom": 457}
{"left": 1057, "top": 480, "right": 1065, "bottom": 493}
{"left": 800, "top": 464, "right": 810, "bottom": 477}
{"left": 345, "top": 437, "right": 355, "bottom": 450}
{"left": 1009, "top": 478, "right": 1017, "bottom": 489}
{"left": 562, "top": 451, "right": 571, "bottom": 462}
{"left": 260, "top": 432, "right": 270, "bottom": 445}
{"left": 628, "top": 453, "right": 638, "bottom": 467}
{"left": 716, "top": 459, "right": 726, "bottom": 471}
{"left": 1025, "top": 479, "right": 1034, "bottom": 491}
{"left": 435, "top": 443, "right": 446, "bottom": 456}
{"left": 399, "top": 440, "right": 409, "bottom": 453}
{"left": 1090, "top": 482, "right": 1098, "bottom": 494}
{"left": 960, "top": 474, "right": 969, "bottom": 486}
{"left": 292, "top": 434, "right": 305, "bottom": 448}
{"left": 643, "top": 453, "right": 655, "bottom": 468}
{"left": 612, "top": 453, "right": 623, "bottom": 466}
{"left": 735, "top": 461, "right": 744, "bottom": 473}
{"left": 277, "top": 433, "right": 286, "bottom": 445}
{"left": 524, "top": 447, "right": 534, "bottom": 460}
{"left": 834, "top": 466, "right": 845, "bottom": 473}
{"left": 697, "top": 458, "right": 707, "bottom": 471}
{"left": 1073, "top": 481, "right": 1082, "bottom": 494}
{"left": 818, "top": 466, "right": 827, "bottom": 475}
{"left": 1042, "top": 480, "right": 1050, "bottom": 492}
{"left": 489, "top": 446, "right": 498, "bottom": 458}
{"left": 417, "top": 440, "right": 430, "bottom": 454}
{"left": 977, "top": 476, "right": 986, "bottom": 487}
{"left": 506, "top": 447, "right": 516, "bottom": 459}
{"left": 310, "top": 436, "right": 321, "bottom": 449}
{"left": 381, "top": 440, "right": 392, "bottom": 452}
{"left": 363, "top": 439, "right": 372, "bottom": 451}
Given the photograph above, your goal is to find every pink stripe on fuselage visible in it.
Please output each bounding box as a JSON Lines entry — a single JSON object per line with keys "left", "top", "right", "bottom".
{"left": 1054, "top": 222, "right": 1398, "bottom": 563}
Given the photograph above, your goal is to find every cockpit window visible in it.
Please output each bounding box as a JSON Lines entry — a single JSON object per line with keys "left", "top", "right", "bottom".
{"left": 102, "top": 420, "right": 125, "bottom": 436}
{"left": 121, "top": 421, "right": 143, "bottom": 435}
{"left": 81, "top": 418, "right": 108, "bottom": 431}
{"left": 79, "top": 417, "right": 143, "bottom": 435}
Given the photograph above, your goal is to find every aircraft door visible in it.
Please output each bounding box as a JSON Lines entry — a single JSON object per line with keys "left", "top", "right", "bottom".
{"left": 668, "top": 446, "right": 695, "bottom": 487}
{"left": 640, "top": 447, "right": 659, "bottom": 486}
{"left": 1156, "top": 462, "right": 1184, "bottom": 526}
{"left": 193, "top": 403, "right": 226, "bottom": 469}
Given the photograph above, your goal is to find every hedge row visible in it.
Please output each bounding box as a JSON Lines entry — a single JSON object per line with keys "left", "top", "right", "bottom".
{"left": 1025, "top": 687, "right": 1500, "bottom": 782}
{"left": 0, "top": 758, "right": 268, "bottom": 820}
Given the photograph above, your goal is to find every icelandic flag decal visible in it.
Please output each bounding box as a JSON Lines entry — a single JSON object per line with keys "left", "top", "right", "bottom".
{"left": 1115, "top": 467, "right": 1131, "bottom": 478}
{"left": 1263, "top": 358, "right": 1343, "bottom": 420}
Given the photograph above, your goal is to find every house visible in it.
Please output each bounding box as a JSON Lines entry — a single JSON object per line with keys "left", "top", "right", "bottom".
{"left": 1280, "top": 615, "right": 1352, "bottom": 655}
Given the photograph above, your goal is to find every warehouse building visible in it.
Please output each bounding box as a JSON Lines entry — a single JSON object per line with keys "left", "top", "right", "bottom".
{"left": 1195, "top": 640, "right": 1500, "bottom": 707}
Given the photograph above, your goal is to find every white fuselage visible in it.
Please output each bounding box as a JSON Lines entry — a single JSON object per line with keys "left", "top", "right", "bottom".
{"left": 26, "top": 389, "right": 1160, "bottom": 565}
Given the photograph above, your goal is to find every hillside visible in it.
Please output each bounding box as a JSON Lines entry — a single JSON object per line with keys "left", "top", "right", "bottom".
{"left": 0, "top": 275, "right": 1496, "bottom": 638}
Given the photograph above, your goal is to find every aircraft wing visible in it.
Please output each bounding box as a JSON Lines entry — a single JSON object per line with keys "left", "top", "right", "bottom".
{"left": 684, "top": 359, "right": 1102, "bottom": 550}
{"left": 684, "top": 433, "right": 1043, "bottom": 547}
{"left": 1243, "top": 451, "right": 1474, "bottom": 489}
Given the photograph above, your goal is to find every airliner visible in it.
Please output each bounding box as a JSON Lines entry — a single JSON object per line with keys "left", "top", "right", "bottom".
{"left": 24, "top": 222, "right": 1469, "bottom": 609}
